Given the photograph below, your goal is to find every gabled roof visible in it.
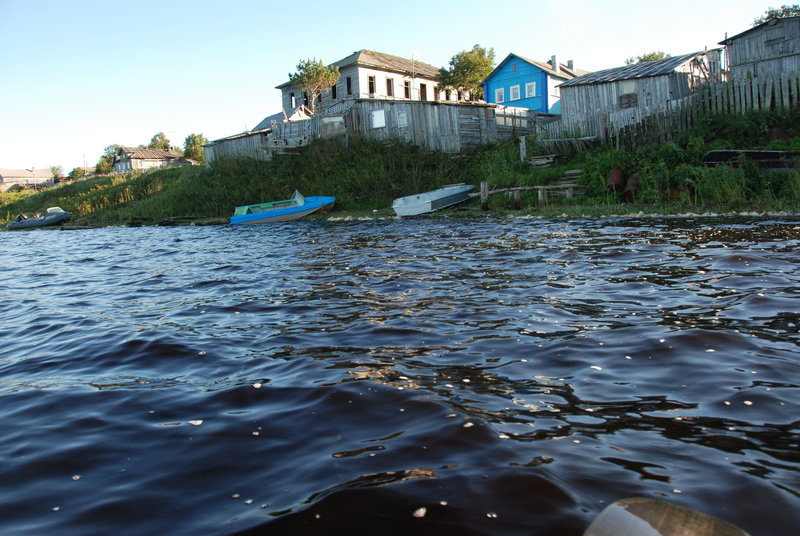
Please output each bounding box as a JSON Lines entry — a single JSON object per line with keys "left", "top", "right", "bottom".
{"left": 559, "top": 51, "right": 709, "bottom": 88}
{"left": 0, "top": 168, "right": 54, "bottom": 179}
{"left": 484, "top": 53, "right": 585, "bottom": 83}
{"left": 720, "top": 16, "right": 800, "bottom": 44}
{"left": 118, "top": 147, "right": 182, "bottom": 160}
{"left": 252, "top": 105, "right": 312, "bottom": 131}
{"left": 277, "top": 49, "right": 440, "bottom": 88}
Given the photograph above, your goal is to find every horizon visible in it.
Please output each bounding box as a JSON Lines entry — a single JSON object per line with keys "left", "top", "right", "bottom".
{"left": 0, "top": 0, "right": 777, "bottom": 172}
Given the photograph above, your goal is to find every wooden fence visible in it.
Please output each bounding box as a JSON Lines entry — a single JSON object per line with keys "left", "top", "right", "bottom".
{"left": 535, "top": 72, "right": 800, "bottom": 149}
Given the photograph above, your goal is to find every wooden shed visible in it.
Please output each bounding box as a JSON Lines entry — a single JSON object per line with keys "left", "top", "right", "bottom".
{"left": 557, "top": 50, "right": 722, "bottom": 139}
{"left": 721, "top": 16, "right": 800, "bottom": 80}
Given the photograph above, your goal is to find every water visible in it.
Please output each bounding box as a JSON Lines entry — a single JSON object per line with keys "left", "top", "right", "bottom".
{"left": 1, "top": 215, "right": 798, "bottom": 535}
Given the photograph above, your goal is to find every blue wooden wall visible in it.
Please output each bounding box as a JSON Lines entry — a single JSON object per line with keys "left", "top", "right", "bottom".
{"left": 483, "top": 55, "right": 551, "bottom": 113}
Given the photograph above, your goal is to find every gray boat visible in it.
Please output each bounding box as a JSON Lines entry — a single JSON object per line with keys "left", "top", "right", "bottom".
{"left": 392, "top": 184, "right": 476, "bottom": 216}
{"left": 7, "top": 207, "right": 71, "bottom": 230}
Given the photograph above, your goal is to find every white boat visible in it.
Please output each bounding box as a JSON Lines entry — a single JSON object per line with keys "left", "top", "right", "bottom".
{"left": 392, "top": 184, "right": 476, "bottom": 216}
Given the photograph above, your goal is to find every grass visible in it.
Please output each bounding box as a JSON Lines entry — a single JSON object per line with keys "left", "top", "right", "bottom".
{"left": 3, "top": 109, "right": 800, "bottom": 228}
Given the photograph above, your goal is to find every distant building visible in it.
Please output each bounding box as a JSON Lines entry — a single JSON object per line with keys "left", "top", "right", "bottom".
{"left": 0, "top": 168, "right": 55, "bottom": 192}
{"left": 721, "top": 16, "right": 800, "bottom": 79}
{"left": 483, "top": 54, "right": 585, "bottom": 114}
{"left": 276, "top": 49, "right": 458, "bottom": 116}
{"left": 113, "top": 147, "right": 195, "bottom": 173}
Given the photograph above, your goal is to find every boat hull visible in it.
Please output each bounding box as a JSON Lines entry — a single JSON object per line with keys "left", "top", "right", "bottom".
{"left": 7, "top": 210, "right": 71, "bottom": 230}
{"left": 229, "top": 196, "right": 335, "bottom": 224}
{"left": 392, "top": 185, "right": 476, "bottom": 216}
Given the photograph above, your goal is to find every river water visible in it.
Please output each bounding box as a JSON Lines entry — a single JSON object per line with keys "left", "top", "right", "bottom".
{"left": 1, "top": 215, "right": 798, "bottom": 535}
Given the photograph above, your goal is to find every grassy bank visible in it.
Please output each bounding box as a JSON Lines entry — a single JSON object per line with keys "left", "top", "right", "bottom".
{"left": 3, "top": 109, "right": 800, "bottom": 227}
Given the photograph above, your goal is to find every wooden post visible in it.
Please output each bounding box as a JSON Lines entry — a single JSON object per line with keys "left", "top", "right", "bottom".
{"left": 519, "top": 135, "right": 527, "bottom": 163}
{"left": 480, "top": 181, "right": 489, "bottom": 211}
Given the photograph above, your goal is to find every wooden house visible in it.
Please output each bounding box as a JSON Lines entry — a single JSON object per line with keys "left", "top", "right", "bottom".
{"left": 276, "top": 50, "right": 459, "bottom": 116}
{"left": 112, "top": 147, "right": 194, "bottom": 173}
{"left": 0, "top": 168, "right": 55, "bottom": 191}
{"left": 482, "top": 54, "right": 584, "bottom": 114}
{"left": 721, "top": 16, "right": 800, "bottom": 80}
{"left": 557, "top": 50, "right": 723, "bottom": 138}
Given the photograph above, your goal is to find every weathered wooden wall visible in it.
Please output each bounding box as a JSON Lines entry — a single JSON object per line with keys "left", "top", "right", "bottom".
{"left": 204, "top": 130, "right": 273, "bottom": 163}
{"left": 535, "top": 72, "right": 800, "bottom": 148}
{"left": 727, "top": 17, "right": 800, "bottom": 79}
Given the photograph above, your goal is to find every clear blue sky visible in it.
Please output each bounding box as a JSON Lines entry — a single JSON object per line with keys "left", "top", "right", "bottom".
{"left": 0, "top": 0, "right": 777, "bottom": 172}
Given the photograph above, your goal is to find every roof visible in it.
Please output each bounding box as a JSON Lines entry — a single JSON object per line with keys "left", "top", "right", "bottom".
{"left": 119, "top": 147, "right": 182, "bottom": 160}
{"left": 483, "top": 53, "right": 587, "bottom": 83}
{"left": 720, "top": 16, "right": 800, "bottom": 44}
{"left": 559, "top": 51, "right": 708, "bottom": 88}
{"left": 0, "top": 168, "right": 55, "bottom": 179}
{"left": 277, "top": 49, "right": 440, "bottom": 88}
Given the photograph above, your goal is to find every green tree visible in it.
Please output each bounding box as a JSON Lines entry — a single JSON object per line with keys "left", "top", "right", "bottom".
{"left": 288, "top": 58, "right": 340, "bottom": 113}
{"left": 438, "top": 44, "right": 496, "bottom": 101}
{"left": 183, "top": 133, "right": 208, "bottom": 163}
{"left": 149, "top": 132, "right": 170, "bottom": 150}
{"left": 68, "top": 167, "right": 86, "bottom": 180}
{"left": 96, "top": 144, "right": 121, "bottom": 175}
{"left": 49, "top": 165, "right": 64, "bottom": 180}
{"left": 625, "top": 51, "right": 671, "bottom": 65}
{"left": 754, "top": 4, "right": 800, "bottom": 24}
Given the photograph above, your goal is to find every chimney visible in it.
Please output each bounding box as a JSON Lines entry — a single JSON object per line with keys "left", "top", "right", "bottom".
{"left": 567, "top": 59, "right": 574, "bottom": 71}
{"left": 551, "top": 55, "right": 559, "bottom": 72}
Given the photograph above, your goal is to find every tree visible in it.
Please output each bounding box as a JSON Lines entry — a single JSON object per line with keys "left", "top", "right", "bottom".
{"left": 288, "top": 58, "right": 340, "bottom": 113}
{"left": 183, "top": 133, "right": 208, "bottom": 163}
{"left": 625, "top": 51, "right": 671, "bottom": 65}
{"left": 68, "top": 167, "right": 86, "bottom": 180}
{"left": 754, "top": 4, "right": 800, "bottom": 24}
{"left": 149, "top": 132, "right": 170, "bottom": 150}
{"left": 50, "top": 166, "right": 64, "bottom": 181}
{"left": 96, "top": 144, "right": 121, "bottom": 175}
{"left": 438, "top": 44, "right": 496, "bottom": 101}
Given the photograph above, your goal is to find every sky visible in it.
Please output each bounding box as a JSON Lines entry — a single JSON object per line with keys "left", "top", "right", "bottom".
{"left": 0, "top": 0, "right": 778, "bottom": 172}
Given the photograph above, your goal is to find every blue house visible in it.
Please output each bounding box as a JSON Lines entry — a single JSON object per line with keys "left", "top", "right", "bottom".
{"left": 483, "top": 54, "right": 584, "bottom": 114}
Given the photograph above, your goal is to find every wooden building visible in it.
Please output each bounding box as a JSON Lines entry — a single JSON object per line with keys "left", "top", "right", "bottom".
{"left": 556, "top": 50, "right": 723, "bottom": 140}
{"left": 276, "top": 50, "right": 460, "bottom": 116}
{"left": 721, "top": 16, "right": 800, "bottom": 80}
{"left": 0, "top": 168, "right": 55, "bottom": 192}
{"left": 204, "top": 99, "right": 539, "bottom": 165}
{"left": 483, "top": 54, "right": 585, "bottom": 114}
{"left": 113, "top": 147, "right": 195, "bottom": 173}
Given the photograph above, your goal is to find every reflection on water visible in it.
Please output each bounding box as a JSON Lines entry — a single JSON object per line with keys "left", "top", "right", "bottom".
{"left": 0, "top": 215, "right": 798, "bottom": 535}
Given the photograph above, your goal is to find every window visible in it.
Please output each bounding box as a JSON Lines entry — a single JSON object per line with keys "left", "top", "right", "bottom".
{"left": 368, "top": 75, "right": 376, "bottom": 95}
{"left": 618, "top": 80, "right": 637, "bottom": 109}
{"left": 445, "top": 89, "right": 452, "bottom": 101}
{"left": 331, "top": 84, "right": 337, "bottom": 99}
{"left": 404, "top": 80, "right": 411, "bottom": 98}
{"left": 420, "top": 83, "right": 427, "bottom": 100}
{"left": 509, "top": 85, "right": 520, "bottom": 101}
{"left": 290, "top": 92, "right": 296, "bottom": 108}
{"left": 511, "top": 62, "right": 517, "bottom": 73}
{"left": 303, "top": 92, "right": 309, "bottom": 106}
{"left": 525, "top": 82, "right": 536, "bottom": 98}
{"left": 386, "top": 78, "right": 394, "bottom": 97}
{"left": 346, "top": 76, "right": 352, "bottom": 96}
{"left": 495, "top": 87, "right": 505, "bottom": 103}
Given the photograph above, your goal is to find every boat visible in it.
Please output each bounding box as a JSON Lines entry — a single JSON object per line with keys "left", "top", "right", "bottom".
{"left": 7, "top": 207, "right": 71, "bottom": 230}
{"left": 392, "top": 184, "right": 476, "bottom": 216}
{"left": 229, "top": 191, "right": 335, "bottom": 224}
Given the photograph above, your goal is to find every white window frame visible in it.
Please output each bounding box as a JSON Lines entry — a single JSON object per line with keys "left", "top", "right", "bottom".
{"left": 509, "top": 85, "right": 520, "bottom": 101}
{"left": 525, "top": 82, "right": 536, "bottom": 98}
{"left": 495, "top": 87, "right": 505, "bottom": 103}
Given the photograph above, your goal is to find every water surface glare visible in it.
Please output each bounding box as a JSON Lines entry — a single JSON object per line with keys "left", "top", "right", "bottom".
{"left": 1, "top": 216, "right": 798, "bottom": 535}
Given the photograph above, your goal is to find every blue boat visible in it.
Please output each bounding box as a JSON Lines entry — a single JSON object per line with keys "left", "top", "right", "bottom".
{"left": 229, "top": 191, "right": 335, "bottom": 224}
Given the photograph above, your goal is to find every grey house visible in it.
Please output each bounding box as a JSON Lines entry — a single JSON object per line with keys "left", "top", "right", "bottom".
{"left": 721, "top": 16, "right": 800, "bottom": 79}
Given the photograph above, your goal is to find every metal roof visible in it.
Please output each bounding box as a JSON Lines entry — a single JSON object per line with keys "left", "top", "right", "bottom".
{"left": 0, "top": 168, "right": 55, "bottom": 179}
{"left": 119, "top": 147, "right": 182, "bottom": 160}
{"left": 559, "top": 52, "right": 706, "bottom": 88}
{"left": 277, "top": 49, "right": 440, "bottom": 88}
{"left": 484, "top": 53, "right": 585, "bottom": 83}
